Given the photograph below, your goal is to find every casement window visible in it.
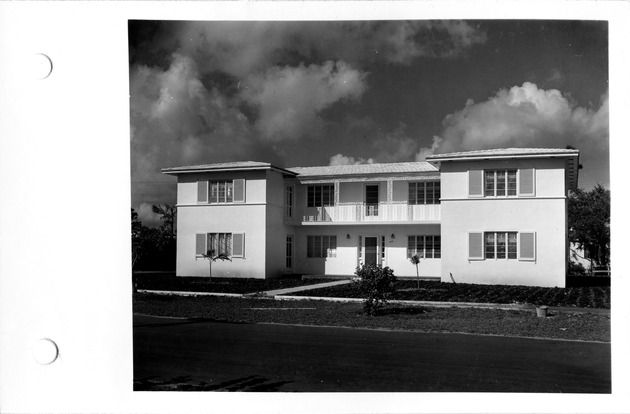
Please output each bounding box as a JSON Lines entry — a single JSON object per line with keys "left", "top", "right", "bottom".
{"left": 195, "top": 232, "right": 245, "bottom": 258}
{"left": 307, "top": 235, "right": 337, "bottom": 258}
{"left": 468, "top": 231, "right": 535, "bottom": 261}
{"left": 285, "top": 185, "right": 294, "bottom": 218}
{"left": 408, "top": 182, "right": 441, "bottom": 205}
{"left": 307, "top": 185, "right": 334, "bottom": 207}
{"left": 484, "top": 232, "right": 517, "bottom": 259}
{"left": 484, "top": 170, "right": 517, "bottom": 197}
{"left": 197, "top": 179, "right": 245, "bottom": 204}
{"left": 469, "top": 169, "right": 535, "bottom": 198}
{"left": 407, "top": 235, "right": 441, "bottom": 259}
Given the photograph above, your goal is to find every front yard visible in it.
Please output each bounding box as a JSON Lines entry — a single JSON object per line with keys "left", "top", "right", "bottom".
{"left": 133, "top": 293, "right": 610, "bottom": 342}
{"left": 133, "top": 272, "right": 326, "bottom": 294}
{"left": 288, "top": 278, "right": 611, "bottom": 309}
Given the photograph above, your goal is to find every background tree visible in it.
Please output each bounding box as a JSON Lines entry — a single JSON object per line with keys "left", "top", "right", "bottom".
{"left": 568, "top": 184, "right": 610, "bottom": 268}
{"left": 131, "top": 205, "right": 178, "bottom": 271}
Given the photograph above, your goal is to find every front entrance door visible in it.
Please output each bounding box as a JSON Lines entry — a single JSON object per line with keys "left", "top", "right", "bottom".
{"left": 365, "top": 236, "right": 378, "bottom": 266}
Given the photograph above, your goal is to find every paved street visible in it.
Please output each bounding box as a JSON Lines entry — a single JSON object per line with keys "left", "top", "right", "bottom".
{"left": 133, "top": 314, "right": 611, "bottom": 393}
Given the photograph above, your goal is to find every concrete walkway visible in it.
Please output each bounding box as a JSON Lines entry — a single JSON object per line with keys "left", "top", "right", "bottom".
{"left": 257, "top": 279, "right": 353, "bottom": 296}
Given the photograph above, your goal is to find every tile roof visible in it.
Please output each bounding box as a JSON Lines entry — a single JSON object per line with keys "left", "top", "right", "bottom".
{"left": 425, "top": 148, "right": 579, "bottom": 160}
{"left": 287, "top": 162, "right": 438, "bottom": 177}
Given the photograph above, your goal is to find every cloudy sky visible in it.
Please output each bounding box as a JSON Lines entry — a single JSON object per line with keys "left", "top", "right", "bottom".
{"left": 129, "top": 20, "right": 608, "bottom": 226}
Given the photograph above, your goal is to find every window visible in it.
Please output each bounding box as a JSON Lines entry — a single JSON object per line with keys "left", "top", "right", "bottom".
{"left": 196, "top": 232, "right": 245, "bottom": 258}
{"left": 307, "top": 185, "right": 335, "bottom": 207}
{"left": 286, "top": 235, "right": 293, "bottom": 268}
{"left": 409, "top": 182, "right": 441, "bottom": 205}
{"left": 407, "top": 235, "right": 441, "bottom": 259}
{"left": 210, "top": 181, "right": 233, "bottom": 203}
{"left": 484, "top": 170, "right": 517, "bottom": 197}
{"left": 285, "top": 185, "right": 294, "bottom": 218}
{"left": 197, "top": 179, "right": 245, "bottom": 203}
{"left": 484, "top": 232, "right": 518, "bottom": 259}
{"left": 307, "top": 235, "right": 337, "bottom": 258}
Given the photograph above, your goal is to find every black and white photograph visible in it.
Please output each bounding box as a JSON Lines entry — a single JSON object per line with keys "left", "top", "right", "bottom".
{"left": 130, "top": 20, "right": 610, "bottom": 392}
{"left": 0, "top": 2, "right": 628, "bottom": 413}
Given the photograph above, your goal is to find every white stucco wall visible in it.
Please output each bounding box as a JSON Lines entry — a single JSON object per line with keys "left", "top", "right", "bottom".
{"left": 175, "top": 170, "right": 267, "bottom": 205}
{"left": 264, "top": 171, "right": 296, "bottom": 278}
{"left": 439, "top": 158, "right": 568, "bottom": 287}
{"left": 294, "top": 224, "right": 441, "bottom": 278}
{"left": 174, "top": 170, "right": 268, "bottom": 278}
{"left": 440, "top": 158, "right": 566, "bottom": 200}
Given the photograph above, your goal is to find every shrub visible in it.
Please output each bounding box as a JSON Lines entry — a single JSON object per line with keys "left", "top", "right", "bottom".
{"left": 568, "top": 261, "right": 587, "bottom": 276}
{"left": 354, "top": 264, "right": 397, "bottom": 315}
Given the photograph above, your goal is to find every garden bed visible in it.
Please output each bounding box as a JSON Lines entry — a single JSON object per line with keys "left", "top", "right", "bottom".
{"left": 287, "top": 279, "right": 610, "bottom": 309}
{"left": 133, "top": 293, "right": 610, "bottom": 342}
{"left": 133, "top": 272, "right": 328, "bottom": 294}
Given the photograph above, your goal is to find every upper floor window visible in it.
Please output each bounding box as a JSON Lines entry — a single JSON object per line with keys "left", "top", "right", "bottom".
{"left": 307, "top": 184, "right": 334, "bottom": 207}
{"left": 408, "top": 182, "right": 441, "bottom": 205}
{"left": 197, "top": 179, "right": 245, "bottom": 204}
{"left": 469, "top": 169, "right": 535, "bottom": 198}
{"left": 210, "top": 181, "right": 233, "bottom": 203}
{"left": 484, "top": 170, "right": 517, "bottom": 197}
{"left": 285, "top": 185, "right": 294, "bottom": 218}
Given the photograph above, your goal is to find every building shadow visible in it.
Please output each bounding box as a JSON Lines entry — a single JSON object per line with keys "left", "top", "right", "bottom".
{"left": 134, "top": 374, "right": 293, "bottom": 392}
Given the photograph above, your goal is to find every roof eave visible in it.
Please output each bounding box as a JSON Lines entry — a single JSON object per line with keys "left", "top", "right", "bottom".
{"left": 161, "top": 165, "right": 297, "bottom": 176}
{"left": 427, "top": 152, "right": 579, "bottom": 162}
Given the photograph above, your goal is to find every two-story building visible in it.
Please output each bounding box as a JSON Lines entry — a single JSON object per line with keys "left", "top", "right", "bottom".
{"left": 162, "top": 148, "right": 580, "bottom": 287}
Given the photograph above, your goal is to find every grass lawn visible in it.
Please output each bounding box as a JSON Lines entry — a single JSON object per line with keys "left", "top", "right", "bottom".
{"left": 133, "top": 293, "right": 610, "bottom": 342}
{"left": 288, "top": 278, "right": 610, "bottom": 309}
{"left": 133, "top": 272, "right": 327, "bottom": 294}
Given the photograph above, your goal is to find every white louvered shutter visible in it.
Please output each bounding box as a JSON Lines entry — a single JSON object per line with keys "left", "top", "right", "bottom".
{"left": 519, "top": 232, "right": 536, "bottom": 261}
{"left": 233, "top": 179, "right": 245, "bottom": 203}
{"left": 197, "top": 181, "right": 208, "bottom": 203}
{"left": 195, "top": 233, "right": 206, "bottom": 256}
{"left": 232, "top": 233, "right": 245, "bottom": 257}
{"left": 468, "top": 170, "right": 483, "bottom": 197}
{"left": 468, "top": 232, "right": 484, "bottom": 260}
{"left": 518, "top": 169, "right": 535, "bottom": 196}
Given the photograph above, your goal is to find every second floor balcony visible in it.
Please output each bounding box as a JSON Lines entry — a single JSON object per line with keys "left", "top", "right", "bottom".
{"left": 300, "top": 202, "right": 441, "bottom": 223}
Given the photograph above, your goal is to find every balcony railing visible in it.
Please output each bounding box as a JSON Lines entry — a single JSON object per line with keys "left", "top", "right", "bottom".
{"left": 301, "top": 203, "right": 440, "bottom": 223}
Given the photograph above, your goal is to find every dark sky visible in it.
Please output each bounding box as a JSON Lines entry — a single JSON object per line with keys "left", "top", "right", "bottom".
{"left": 129, "top": 20, "right": 608, "bottom": 226}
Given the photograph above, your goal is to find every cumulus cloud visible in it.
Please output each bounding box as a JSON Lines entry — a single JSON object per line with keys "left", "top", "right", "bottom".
{"left": 329, "top": 154, "right": 375, "bottom": 166}
{"left": 130, "top": 53, "right": 261, "bottom": 205}
{"left": 172, "top": 21, "right": 487, "bottom": 77}
{"left": 129, "top": 20, "right": 489, "bottom": 207}
{"left": 241, "top": 61, "right": 367, "bottom": 141}
{"left": 420, "top": 82, "right": 609, "bottom": 187}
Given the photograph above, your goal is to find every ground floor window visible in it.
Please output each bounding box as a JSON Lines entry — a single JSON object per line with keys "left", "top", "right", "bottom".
{"left": 468, "top": 231, "right": 535, "bottom": 261}
{"left": 286, "top": 235, "right": 293, "bottom": 268}
{"left": 196, "top": 232, "right": 245, "bottom": 258}
{"left": 307, "top": 235, "right": 337, "bottom": 258}
{"left": 407, "top": 235, "right": 441, "bottom": 259}
{"left": 485, "top": 232, "right": 517, "bottom": 259}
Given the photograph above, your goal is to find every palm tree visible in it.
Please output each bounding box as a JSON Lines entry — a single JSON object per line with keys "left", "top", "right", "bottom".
{"left": 410, "top": 254, "right": 421, "bottom": 289}
{"left": 201, "top": 249, "right": 232, "bottom": 282}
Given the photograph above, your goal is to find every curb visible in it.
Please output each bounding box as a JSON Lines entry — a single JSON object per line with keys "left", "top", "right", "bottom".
{"left": 136, "top": 289, "right": 609, "bottom": 314}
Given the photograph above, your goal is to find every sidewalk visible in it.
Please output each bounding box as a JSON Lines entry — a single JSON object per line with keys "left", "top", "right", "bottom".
{"left": 138, "top": 279, "right": 610, "bottom": 315}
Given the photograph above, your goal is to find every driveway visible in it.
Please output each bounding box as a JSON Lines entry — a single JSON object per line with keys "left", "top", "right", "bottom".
{"left": 133, "top": 314, "right": 611, "bottom": 392}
